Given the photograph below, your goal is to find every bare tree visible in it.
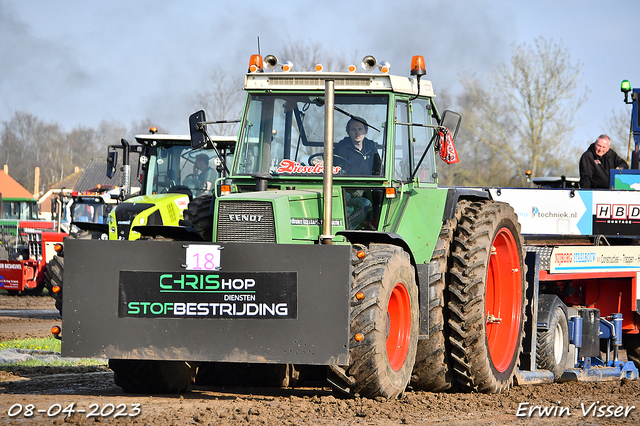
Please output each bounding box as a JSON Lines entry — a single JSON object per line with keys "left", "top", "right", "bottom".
{"left": 1, "top": 111, "right": 66, "bottom": 191}
{"left": 458, "top": 38, "right": 587, "bottom": 186}
{"left": 96, "top": 120, "right": 128, "bottom": 150}
{"left": 190, "top": 41, "right": 352, "bottom": 140}
{"left": 192, "top": 70, "right": 244, "bottom": 136}
{"left": 438, "top": 90, "right": 515, "bottom": 187}
{"left": 280, "top": 39, "right": 351, "bottom": 72}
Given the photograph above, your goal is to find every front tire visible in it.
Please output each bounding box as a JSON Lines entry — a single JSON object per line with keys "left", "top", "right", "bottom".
{"left": 536, "top": 306, "right": 569, "bottom": 380}
{"left": 180, "top": 195, "right": 214, "bottom": 241}
{"left": 448, "top": 201, "right": 526, "bottom": 393}
{"left": 343, "top": 244, "right": 418, "bottom": 399}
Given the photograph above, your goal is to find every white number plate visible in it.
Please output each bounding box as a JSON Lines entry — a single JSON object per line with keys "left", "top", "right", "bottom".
{"left": 184, "top": 244, "right": 221, "bottom": 270}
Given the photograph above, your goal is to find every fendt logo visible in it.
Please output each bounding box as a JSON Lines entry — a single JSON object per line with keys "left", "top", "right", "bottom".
{"left": 596, "top": 204, "right": 640, "bottom": 220}
{"left": 228, "top": 214, "right": 263, "bottom": 222}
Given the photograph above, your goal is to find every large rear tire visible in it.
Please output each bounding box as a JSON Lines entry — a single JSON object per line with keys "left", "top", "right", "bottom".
{"left": 448, "top": 200, "right": 526, "bottom": 393}
{"left": 411, "top": 200, "right": 467, "bottom": 392}
{"left": 536, "top": 306, "right": 569, "bottom": 380}
{"left": 343, "top": 244, "right": 418, "bottom": 399}
{"left": 109, "top": 359, "right": 194, "bottom": 394}
{"left": 179, "top": 195, "right": 214, "bottom": 241}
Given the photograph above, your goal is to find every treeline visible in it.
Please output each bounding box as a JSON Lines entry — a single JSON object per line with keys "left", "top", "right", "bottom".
{"left": 1, "top": 38, "right": 631, "bottom": 193}
{"left": 0, "top": 112, "right": 164, "bottom": 194}
{"left": 440, "top": 38, "right": 629, "bottom": 187}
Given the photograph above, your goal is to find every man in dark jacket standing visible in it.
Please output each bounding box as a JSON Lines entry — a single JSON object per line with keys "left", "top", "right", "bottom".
{"left": 579, "top": 134, "right": 628, "bottom": 189}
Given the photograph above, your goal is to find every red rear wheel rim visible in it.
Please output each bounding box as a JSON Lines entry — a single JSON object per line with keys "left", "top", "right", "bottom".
{"left": 485, "top": 227, "right": 522, "bottom": 373}
{"left": 386, "top": 282, "right": 412, "bottom": 371}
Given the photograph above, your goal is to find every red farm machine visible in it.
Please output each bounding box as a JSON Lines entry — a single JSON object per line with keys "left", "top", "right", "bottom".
{"left": 1, "top": 190, "right": 64, "bottom": 296}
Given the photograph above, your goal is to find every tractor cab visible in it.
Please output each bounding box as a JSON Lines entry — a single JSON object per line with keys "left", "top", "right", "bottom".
{"left": 192, "top": 54, "right": 461, "bottom": 241}
{"left": 135, "top": 133, "right": 235, "bottom": 200}
{"left": 105, "top": 132, "right": 235, "bottom": 240}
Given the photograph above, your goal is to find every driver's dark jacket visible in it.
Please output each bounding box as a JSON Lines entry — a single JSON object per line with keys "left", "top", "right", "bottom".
{"left": 579, "top": 143, "right": 628, "bottom": 189}
{"left": 333, "top": 137, "right": 382, "bottom": 175}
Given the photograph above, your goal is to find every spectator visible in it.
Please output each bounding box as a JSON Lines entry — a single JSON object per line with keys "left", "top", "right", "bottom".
{"left": 579, "top": 134, "right": 628, "bottom": 189}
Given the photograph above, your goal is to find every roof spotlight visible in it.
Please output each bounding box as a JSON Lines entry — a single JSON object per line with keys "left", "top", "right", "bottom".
{"left": 361, "top": 55, "right": 377, "bottom": 71}
{"left": 264, "top": 55, "right": 278, "bottom": 70}
{"left": 281, "top": 60, "right": 293, "bottom": 72}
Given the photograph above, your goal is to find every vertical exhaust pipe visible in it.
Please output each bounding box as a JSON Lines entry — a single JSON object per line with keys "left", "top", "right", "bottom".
{"left": 120, "top": 138, "right": 131, "bottom": 200}
{"left": 321, "top": 80, "right": 335, "bottom": 245}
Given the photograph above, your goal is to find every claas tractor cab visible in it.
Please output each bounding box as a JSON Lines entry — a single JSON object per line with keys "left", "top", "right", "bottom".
{"left": 106, "top": 131, "right": 235, "bottom": 241}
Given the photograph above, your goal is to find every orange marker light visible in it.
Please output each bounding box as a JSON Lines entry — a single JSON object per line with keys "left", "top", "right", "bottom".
{"left": 354, "top": 333, "right": 364, "bottom": 342}
{"left": 249, "top": 54, "right": 264, "bottom": 73}
{"left": 356, "top": 291, "right": 365, "bottom": 300}
{"left": 410, "top": 55, "right": 426, "bottom": 76}
{"left": 315, "top": 64, "right": 324, "bottom": 72}
{"left": 52, "top": 285, "right": 61, "bottom": 294}
{"left": 385, "top": 187, "right": 397, "bottom": 199}
{"left": 53, "top": 243, "right": 63, "bottom": 253}
{"left": 356, "top": 250, "right": 366, "bottom": 259}
{"left": 220, "top": 184, "right": 231, "bottom": 196}
{"left": 149, "top": 127, "right": 158, "bottom": 134}
{"left": 51, "top": 325, "right": 61, "bottom": 335}
{"left": 348, "top": 64, "right": 356, "bottom": 73}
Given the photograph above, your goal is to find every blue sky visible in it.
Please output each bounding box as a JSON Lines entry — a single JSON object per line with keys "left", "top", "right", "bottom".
{"left": 1, "top": 0, "right": 639, "bottom": 149}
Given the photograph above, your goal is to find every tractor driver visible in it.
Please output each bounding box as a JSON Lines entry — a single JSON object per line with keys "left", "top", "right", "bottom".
{"left": 333, "top": 117, "right": 382, "bottom": 176}
{"left": 579, "top": 134, "right": 628, "bottom": 189}
{"left": 332, "top": 117, "right": 383, "bottom": 229}
{"left": 194, "top": 153, "right": 214, "bottom": 191}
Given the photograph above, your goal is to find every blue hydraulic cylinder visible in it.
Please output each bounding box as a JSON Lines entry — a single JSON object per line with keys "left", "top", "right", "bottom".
{"left": 569, "top": 315, "right": 583, "bottom": 349}
{"left": 611, "top": 313, "right": 623, "bottom": 346}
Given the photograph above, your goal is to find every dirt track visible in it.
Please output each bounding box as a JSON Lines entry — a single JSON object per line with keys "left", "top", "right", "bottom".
{"left": 1, "top": 294, "right": 639, "bottom": 425}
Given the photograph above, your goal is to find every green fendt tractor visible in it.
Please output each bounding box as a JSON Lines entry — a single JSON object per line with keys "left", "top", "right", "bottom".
{"left": 58, "top": 53, "right": 530, "bottom": 398}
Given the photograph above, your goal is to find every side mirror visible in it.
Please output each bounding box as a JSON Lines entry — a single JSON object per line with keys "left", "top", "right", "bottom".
{"left": 106, "top": 151, "right": 118, "bottom": 179}
{"left": 190, "top": 110, "right": 207, "bottom": 149}
{"left": 440, "top": 110, "right": 462, "bottom": 142}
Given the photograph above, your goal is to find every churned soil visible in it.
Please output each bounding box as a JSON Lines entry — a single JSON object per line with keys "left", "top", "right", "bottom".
{"left": 0, "top": 293, "right": 59, "bottom": 342}
{"left": 1, "top": 293, "right": 639, "bottom": 425}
